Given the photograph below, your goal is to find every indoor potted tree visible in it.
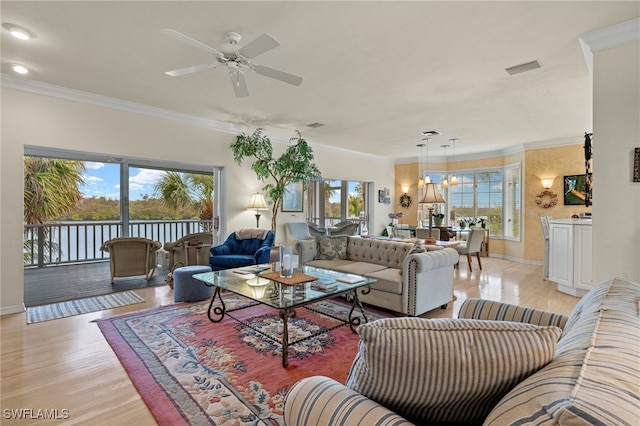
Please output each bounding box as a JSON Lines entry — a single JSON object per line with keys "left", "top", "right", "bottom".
{"left": 231, "top": 129, "right": 322, "bottom": 232}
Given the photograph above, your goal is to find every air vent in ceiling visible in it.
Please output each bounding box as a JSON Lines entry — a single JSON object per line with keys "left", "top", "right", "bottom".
{"left": 506, "top": 60, "right": 541, "bottom": 76}
{"left": 306, "top": 122, "right": 325, "bottom": 128}
{"left": 421, "top": 130, "right": 440, "bottom": 136}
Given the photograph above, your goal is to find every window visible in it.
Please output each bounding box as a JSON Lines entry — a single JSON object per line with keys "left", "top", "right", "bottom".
{"left": 307, "top": 179, "right": 372, "bottom": 233}
{"left": 504, "top": 164, "right": 521, "bottom": 239}
{"left": 443, "top": 164, "right": 521, "bottom": 239}
{"left": 23, "top": 147, "right": 219, "bottom": 266}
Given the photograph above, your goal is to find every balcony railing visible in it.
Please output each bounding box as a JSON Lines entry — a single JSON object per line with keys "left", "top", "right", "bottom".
{"left": 24, "top": 220, "right": 213, "bottom": 268}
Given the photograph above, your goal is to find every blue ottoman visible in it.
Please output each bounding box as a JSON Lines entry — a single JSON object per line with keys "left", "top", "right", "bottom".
{"left": 173, "top": 265, "right": 213, "bottom": 302}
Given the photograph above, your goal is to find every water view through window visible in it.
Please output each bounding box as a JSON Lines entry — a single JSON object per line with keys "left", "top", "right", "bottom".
{"left": 24, "top": 154, "right": 214, "bottom": 266}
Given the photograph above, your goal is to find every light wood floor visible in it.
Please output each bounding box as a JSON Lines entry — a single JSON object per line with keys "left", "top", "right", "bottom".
{"left": 1, "top": 257, "right": 580, "bottom": 425}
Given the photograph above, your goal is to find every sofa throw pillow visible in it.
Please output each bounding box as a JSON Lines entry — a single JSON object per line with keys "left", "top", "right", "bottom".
{"left": 315, "top": 236, "right": 348, "bottom": 260}
{"left": 399, "top": 241, "right": 426, "bottom": 275}
{"left": 345, "top": 317, "right": 562, "bottom": 424}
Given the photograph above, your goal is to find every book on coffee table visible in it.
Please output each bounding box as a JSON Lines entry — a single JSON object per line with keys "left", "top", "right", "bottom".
{"left": 311, "top": 278, "right": 337, "bottom": 291}
{"left": 336, "top": 276, "right": 365, "bottom": 284}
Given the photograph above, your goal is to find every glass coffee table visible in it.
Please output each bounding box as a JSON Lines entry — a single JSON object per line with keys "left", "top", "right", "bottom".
{"left": 192, "top": 265, "right": 375, "bottom": 367}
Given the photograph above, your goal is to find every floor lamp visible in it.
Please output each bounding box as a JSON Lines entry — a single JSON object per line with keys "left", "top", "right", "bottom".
{"left": 247, "top": 193, "right": 268, "bottom": 228}
{"left": 419, "top": 182, "right": 446, "bottom": 244}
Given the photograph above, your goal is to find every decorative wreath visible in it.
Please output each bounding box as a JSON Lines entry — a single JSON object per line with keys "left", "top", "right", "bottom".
{"left": 399, "top": 194, "right": 412, "bottom": 208}
{"left": 535, "top": 190, "right": 558, "bottom": 209}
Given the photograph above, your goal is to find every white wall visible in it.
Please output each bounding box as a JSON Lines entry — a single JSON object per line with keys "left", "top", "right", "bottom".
{"left": 592, "top": 40, "right": 640, "bottom": 282}
{"left": 0, "top": 87, "right": 395, "bottom": 313}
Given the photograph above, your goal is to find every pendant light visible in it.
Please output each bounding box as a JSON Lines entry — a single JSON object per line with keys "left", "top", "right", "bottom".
{"left": 441, "top": 144, "right": 449, "bottom": 189}
{"left": 450, "top": 138, "right": 458, "bottom": 187}
{"left": 422, "top": 138, "right": 432, "bottom": 184}
{"left": 417, "top": 143, "right": 425, "bottom": 189}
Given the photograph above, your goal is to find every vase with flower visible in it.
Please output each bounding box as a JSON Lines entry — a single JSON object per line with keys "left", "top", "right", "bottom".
{"left": 433, "top": 213, "right": 444, "bottom": 227}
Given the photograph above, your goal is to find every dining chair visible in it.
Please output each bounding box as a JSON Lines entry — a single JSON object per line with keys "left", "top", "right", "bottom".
{"left": 455, "top": 228, "right": 485, "bottom": 271}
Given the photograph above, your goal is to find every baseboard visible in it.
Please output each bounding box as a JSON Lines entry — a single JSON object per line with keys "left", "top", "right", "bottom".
{"left": 0, "top": 304, "right": 26, "bottom": 315}
{"left": 490, "top": 253, "right": 543, "bottom": 266}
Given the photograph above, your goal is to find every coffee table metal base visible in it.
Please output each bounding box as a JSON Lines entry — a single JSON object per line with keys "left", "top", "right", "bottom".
{"left": 205, "top": 286, "right": 369, "bottom": 367}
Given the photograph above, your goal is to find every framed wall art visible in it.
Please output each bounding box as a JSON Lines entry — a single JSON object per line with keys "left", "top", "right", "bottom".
{"left": 563, "top": 174, "right": 592, "bottom": 205}
{"left": 281, "top": 181, "right": 304, "bottom": 212}
{"left": 378, "top": 187, "right": 390, "bottom": 204}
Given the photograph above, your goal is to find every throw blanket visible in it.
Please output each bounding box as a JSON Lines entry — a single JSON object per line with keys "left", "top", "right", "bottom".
{"left": 235, "top": 228, "right": 269, "bottom": 240}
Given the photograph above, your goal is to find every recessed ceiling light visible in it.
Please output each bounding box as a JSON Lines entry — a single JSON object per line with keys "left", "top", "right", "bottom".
{"left": 11, "top": 64, "right": 30, "bottom": 74}
{"left": 2, "top": 23, "right": 36, "bottom": 40}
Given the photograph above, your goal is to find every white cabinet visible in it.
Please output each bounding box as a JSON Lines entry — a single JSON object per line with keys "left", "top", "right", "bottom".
{"left": 548, "top": 219, "right": 593, "bottom": 297}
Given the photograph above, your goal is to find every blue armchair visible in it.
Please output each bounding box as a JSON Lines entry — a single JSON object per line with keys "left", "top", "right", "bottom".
{"left": 209, "top": 228, "right": 275, "bottom": 271}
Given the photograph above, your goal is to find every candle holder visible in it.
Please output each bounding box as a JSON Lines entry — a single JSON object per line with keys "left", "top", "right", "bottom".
{"left": 279, "top": 245, "right": 293, "bottom": 278}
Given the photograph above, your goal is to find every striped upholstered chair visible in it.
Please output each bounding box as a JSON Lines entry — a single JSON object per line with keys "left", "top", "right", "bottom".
{"left": 284, "top": 278, "right": 640, "bottom": 425}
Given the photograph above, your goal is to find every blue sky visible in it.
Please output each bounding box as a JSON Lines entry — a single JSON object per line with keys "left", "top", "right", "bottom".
{"left": 80, "top": 163, "right": 359, "bottom": 203}
{"left": 81, "top": 162, "right": 166, "bottom": 201}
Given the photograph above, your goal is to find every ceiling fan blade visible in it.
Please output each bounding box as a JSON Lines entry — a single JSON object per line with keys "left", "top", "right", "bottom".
{"left": 160, "top": 29, "right": 224, "bottom": 58}
{"left": 253, "top": 65, "right": 303, "bottom": 86}
{"left": 165, "top": 63, "right": 221, "bottom": 77}
{"left": 228, "top": 69, "right": 249, "bottom": 97}
{"left": 238, "top": 33, "right": 280, "bottom": 58}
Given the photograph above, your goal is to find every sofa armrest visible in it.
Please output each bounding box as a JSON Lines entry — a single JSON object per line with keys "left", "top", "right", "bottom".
{"left": 254, "top": 245, "right": 272, "bottom": 264}
{"left": 458, "top": 298, "right": 568, "bottom": 329}
{"left": 284, "top": 376, "right": 413, "bottom": 426}
{"left": 402, "top": 248, "right": 459, "bottom": 316}
{"left": 209, "top": 244, "right": 231, "bottom": 256}
{"left": 295, "top": 239, "right": 318, "bottom": 266}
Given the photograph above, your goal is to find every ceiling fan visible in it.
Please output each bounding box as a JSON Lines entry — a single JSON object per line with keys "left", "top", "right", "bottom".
{"left": 161, "top": 29, "right": 303, "bottom": 97}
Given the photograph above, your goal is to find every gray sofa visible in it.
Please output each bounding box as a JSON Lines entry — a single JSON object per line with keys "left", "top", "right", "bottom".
{"left": 284, "top": 277, "right": 640, "bottom": 425}
{"left": 296, "top": 236, "right": 459, "bottom": 316}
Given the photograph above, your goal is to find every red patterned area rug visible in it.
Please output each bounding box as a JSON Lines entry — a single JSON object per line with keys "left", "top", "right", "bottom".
{"left": 97, "top": 294, "right": 392, "bottom": 425}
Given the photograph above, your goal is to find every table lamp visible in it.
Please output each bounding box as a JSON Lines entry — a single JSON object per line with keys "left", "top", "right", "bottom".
{"left": 419, "top": 183, "right": 446, "bottom": 244}
{"left": 247, "top": 193, "right": 268, "bottom": 227}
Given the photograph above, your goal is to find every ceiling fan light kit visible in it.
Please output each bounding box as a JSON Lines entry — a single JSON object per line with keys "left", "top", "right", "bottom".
{"left": 161, "top": 29, "right": 303, "bottom": 97}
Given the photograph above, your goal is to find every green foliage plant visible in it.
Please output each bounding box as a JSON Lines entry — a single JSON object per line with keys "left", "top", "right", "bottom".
{"left": 23, "top": 157, "right": 86, "bottom": 225}
{"left": 231, "top": 129, "right": 321, "bottom": 232}
{"left": 154, "top": 172, "right": 214, "bottom": 230}
{"left": 23, "top": 157, "right": 86, "bottom": 262}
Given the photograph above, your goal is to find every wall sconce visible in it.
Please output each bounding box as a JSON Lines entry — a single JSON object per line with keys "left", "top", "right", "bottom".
{"left": 401, "top": 184, "right": 410, "bottom": 194}
{"left": 541, "top": 177, "right": 555, "bottom": 189}
{"left": 247, "top": 193, "right": 268, "bottom": 227}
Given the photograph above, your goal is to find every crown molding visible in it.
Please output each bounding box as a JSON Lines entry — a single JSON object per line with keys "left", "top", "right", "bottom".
{"left": 2, "top": 74, "right": 390, "bottom": 162}
{"left": 579, "top": 18, "right": 640, "bottom": 75}
{"left": 1, "top": 74, "right": 250, "bottom": 135}
{"left": 523, "top": 136, "right": 582, "bottom": 151}
{"left": 394, "top": 137, "right": 582, "bottom": 165}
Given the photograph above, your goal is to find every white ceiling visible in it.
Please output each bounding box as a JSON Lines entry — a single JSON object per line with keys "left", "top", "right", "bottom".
{"left": 2, "top": 1, "right": 638, "bottom": 160}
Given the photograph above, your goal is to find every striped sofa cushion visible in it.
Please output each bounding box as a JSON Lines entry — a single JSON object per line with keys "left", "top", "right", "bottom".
{"left": 346, "top": 317, "right": 561, "bottom": 424}
{"left": 484, "top": 277, "right": 640, "bottom": 425}
{"left": 459, "top": 298, "right": 568, "bottom": 329}
{"left": 284, "top": 376, "right": 413, "bottom": 426}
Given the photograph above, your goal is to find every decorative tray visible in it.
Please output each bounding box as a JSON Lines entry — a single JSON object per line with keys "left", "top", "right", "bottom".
{"left": 258, "top": 271, "right": 318, "bottom": 286}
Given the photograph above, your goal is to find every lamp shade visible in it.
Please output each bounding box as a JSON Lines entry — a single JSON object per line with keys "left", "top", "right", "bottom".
{"left": 420, "top": 182, "right": 446, "bottom": 204}
{"left": 247, "top": 193, "right": 268, "bottom": 210}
